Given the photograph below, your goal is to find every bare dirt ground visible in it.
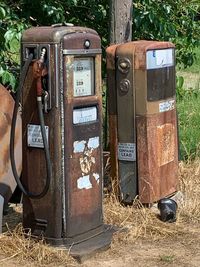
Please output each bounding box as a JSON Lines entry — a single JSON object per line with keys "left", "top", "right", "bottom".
{"left": 1, "top": 161, "right": 200, "bottom": 267}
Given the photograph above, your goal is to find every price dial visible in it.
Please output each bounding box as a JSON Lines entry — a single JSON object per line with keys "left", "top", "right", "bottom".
{"left": 73, "top": 58, "right": 94, "bottom": 97}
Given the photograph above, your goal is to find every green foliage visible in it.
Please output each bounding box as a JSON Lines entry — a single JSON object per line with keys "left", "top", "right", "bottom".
{"left": 133, "top": 0, "right": 200, "bottom": 68}
{"left": 177, "top": 88, "right": 200, "bottom": 160}
{"left": 176, "top": 75, "right": 185, "bottom": 100}
{"left": 176, "top": 44, "right": 200, "bottom": 160}
{"left": 0, "top": 2, "right": 29, "bottom": 89}
{"left": 0, "top": 0, "right": 199, "bottom": 90}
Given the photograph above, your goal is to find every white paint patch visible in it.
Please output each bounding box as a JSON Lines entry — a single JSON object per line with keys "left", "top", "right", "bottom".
{"left": 93, "top": 173, "right": 100, "bottom": 184}
{"left": 73, "top": 140, "right": 86, "bottom": 153}
{"left": 77, "top": 175, "right": 92, "bottom": 190}
{"left": 88, "top": 137, "right": 99, "bottom": 149}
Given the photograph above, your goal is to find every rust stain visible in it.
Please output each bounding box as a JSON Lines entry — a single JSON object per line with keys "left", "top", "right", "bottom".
{"left": 157, "top": 123, "right": 175, "bottom": 166}
{"left": 137, "top": 110, "right": 178, "bottom": 204}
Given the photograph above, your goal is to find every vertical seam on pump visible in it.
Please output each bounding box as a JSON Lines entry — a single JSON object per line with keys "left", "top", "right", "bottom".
{"left": 60, "top": 42, "right": 67, "bottom": 236}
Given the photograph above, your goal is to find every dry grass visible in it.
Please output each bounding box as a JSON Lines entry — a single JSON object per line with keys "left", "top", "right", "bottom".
{"left": 0, "top": 224, "right": 75, "bottom": 266}
{"left": 178, "top": 160, "right": 200, "bottom": 222}
{"left": 104, "top": 160, "right": 200, "bottom": 244}
{"left": 1, "top": 160, "right": 200, "bottom": 265}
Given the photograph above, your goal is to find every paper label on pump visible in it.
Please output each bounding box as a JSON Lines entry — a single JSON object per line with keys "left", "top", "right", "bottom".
{"left": 27, "top": 124, "right": 49, "bottom": 148}
{"left": 118, "top": 143, "right": 136, "bottom": 162}
{"left": 159, "top": 99, "right": 175, "bottom": 113}
{"left": 73, "top": 106, "right": 97, "bottom": 124}
{"left": 146, "top": 48, "right": 174, "bottom": 69}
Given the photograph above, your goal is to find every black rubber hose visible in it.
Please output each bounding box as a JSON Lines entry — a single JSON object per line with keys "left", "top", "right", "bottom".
{"left": 10, "top": 54, "right": 52, "bottom": 199}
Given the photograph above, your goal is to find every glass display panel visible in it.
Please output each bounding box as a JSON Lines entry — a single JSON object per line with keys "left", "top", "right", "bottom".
{"left": 73, "top": 58, "right": 94, "bottom": 97}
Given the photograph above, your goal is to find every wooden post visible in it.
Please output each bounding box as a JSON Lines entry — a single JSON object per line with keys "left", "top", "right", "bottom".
{"left": 109, "top": 0, "right": 133, "bottom": 44}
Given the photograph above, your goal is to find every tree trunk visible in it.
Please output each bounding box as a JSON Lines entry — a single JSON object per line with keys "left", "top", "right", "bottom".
{"left": 109, "top": 0, "right": 133, "bottom": 44}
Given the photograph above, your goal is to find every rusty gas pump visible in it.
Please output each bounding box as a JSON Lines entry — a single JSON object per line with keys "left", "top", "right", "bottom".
{"left": 10, "top": 24, "right": 114, "bottom": 259}
{"left": 107, "top": 41, "right": 178, "bottom": 204}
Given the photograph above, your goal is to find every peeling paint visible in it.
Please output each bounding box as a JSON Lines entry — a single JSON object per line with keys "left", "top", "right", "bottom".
{"left": 88, "top": 136, "right": 99, "bottom": 149}
{"left": 73, "top": 140, "right": 86, "bottom": 153}
{"left": 93, "top": 173, "right": 100, "bottom": 184}
{"left": 80, "top": 154, "right": 95, "bottom": 174}
{"left": 77, "top": 175, "right": 92, "bottom": 190}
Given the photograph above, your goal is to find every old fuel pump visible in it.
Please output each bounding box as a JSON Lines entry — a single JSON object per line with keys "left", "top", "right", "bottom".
{"left": 10, "top": 25, "right": 113, "bottom": 257}
{"left": 107, "top": 41, "right": 178, "bottom": 204}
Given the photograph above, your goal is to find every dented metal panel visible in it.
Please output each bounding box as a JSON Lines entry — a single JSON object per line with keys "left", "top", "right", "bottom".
{"left": 0, "top": 84, "right": 21, "bottom": 203}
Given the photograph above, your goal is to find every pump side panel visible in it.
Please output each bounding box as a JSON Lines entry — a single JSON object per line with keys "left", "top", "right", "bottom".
{"left": 63, "top": 33, "right": 103, "bottom": 237}
{"left": 22, "top": 45, "right": 63, "bottom": 238}
{"left": 136, "top": 110, "right": 178, "bottom": 203}
{"left": 115, "top": 44, "right": 138, "bottom": 203}
{"left": 106, "top": 45, "right": 119, "bottom": 198}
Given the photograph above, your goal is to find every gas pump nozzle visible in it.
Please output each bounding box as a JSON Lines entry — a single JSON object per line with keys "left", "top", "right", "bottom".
{"left": 33, "top": 48, "right": 48, "bottom": 98}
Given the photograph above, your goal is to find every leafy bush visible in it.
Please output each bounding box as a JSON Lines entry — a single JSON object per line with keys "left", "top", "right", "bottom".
{"left": 0, "top": 0, "right": 199, "bottom": 90}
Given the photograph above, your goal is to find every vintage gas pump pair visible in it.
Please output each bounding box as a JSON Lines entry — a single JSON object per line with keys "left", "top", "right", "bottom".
{"left": 9, "top": 24, "right": 178, "bottom": 258}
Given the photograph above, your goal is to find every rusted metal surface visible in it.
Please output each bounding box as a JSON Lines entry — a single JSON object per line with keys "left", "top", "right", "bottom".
{"left": 22, "top": 45, "right": 63, "bottom": 238}
{"left": 106, "top": 45, "right": 119, "bottom": 198}
{"left": 0, "top": 84, "right": 21, "bottom": 203}
{"left": 107, "top": 40, "right": 178, "bottom": 204}
{"left": 115, "top": 44, "right": 138, "bottom": 203}
{"left": 22, "top": 26, "right": 98, "bottom": 44}
{"left": 63, "top": 32, "right": 103, "bottom": 236}
{"left": 137, "top": 110, "right": 178, "bottom": 204}
{"left": 21, "top": 26, "right": 104, "bottom": 243}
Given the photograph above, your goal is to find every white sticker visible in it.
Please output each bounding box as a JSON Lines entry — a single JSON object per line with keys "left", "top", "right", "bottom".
{"left": 73, "top": 106, "right": 97, "bottom": 124}
{"left": 118, "top": 143, "right": 136, "bottom": 162}
{"left": 88, "top": 137, "right": 99, "bottom": 149}
{"left": 27, "top": 124, "right": 49, "bottom": 148}
{"left": 73, "top": 140, "right": 86, "bottom": 153}
{"left": 146, "top": 48, "right": 174, "bottom": 69}
{"left": 77, "top": 175, "right": 92, "bottom": 190}
{"left": 159, "top": 100, "right": 175, "bottom": 113}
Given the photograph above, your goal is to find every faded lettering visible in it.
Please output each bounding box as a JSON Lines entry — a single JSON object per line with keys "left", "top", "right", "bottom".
{"left": 118, "top": 143, "right": 136, "bottom": 161}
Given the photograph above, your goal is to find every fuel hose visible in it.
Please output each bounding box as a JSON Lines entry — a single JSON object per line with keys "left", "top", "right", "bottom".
{"left": 10, "top": 53, "right": 52, "bottom": 199}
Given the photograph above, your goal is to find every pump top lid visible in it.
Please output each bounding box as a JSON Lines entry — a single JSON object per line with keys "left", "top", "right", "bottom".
{"left": 22, "top": 25, "right": 99, "bottom": 44}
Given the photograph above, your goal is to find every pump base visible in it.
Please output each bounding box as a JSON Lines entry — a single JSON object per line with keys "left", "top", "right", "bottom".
{"left": 43, "top": 224, "right": 116, "bottom": 262}
{"left": 69, "top": 226, "right": 115, "bottom": 262}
